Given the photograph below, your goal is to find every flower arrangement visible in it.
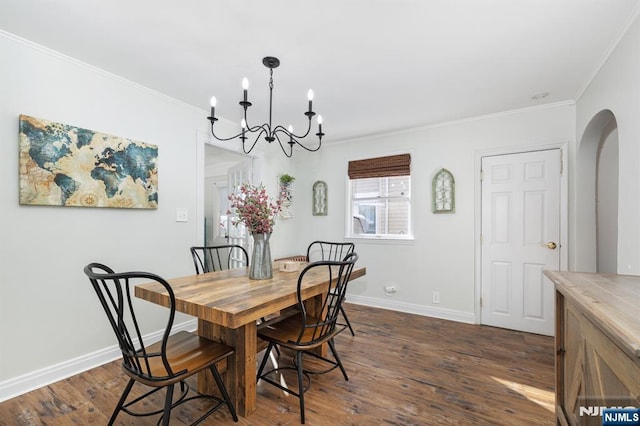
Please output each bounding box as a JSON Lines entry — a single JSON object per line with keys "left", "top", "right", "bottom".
{"left": 228, "top": 184, "right": 282, "bottom": 234}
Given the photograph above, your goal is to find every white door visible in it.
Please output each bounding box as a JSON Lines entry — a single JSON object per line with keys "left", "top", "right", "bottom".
{"left": 227, "top": 159, "right": 252, "bottom": 267}
{"left": 481, "top": 149, "right": 561, "bottom": 335}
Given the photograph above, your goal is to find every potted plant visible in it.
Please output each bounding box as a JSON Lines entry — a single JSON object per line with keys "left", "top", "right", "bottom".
{"left": 279, "top": 174, "right": 295, "bottom": 187}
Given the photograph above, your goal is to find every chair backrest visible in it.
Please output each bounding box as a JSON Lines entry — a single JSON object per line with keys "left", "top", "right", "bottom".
{"left": 190, "top": 245, "right": 249, "bottom": 274}
{"left": 306, "top": 241, "right": 355, "bottom": 262}
{"left": 84, "top": 263, "right": 179, "bottom": 382}
{"left": 293, "top": 253, "right": 359, "bottom": 345}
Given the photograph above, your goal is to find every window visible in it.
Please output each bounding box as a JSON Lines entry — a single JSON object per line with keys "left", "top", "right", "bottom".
{"left": 347, "top": 154, "right": 412, "bottom": 240}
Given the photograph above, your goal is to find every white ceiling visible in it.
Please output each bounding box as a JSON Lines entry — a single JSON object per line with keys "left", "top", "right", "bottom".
{"left": 1, "top": 0, "right": 639, "bottom": 143}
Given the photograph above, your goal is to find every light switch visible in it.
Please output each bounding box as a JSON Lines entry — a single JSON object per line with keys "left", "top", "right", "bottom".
{"left": 176, "top": 208, "right": 188, "bottom": 222}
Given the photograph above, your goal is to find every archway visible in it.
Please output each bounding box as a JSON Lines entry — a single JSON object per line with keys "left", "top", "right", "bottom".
{"left": 575, "top": 110, "right": 619, "bottom": 272}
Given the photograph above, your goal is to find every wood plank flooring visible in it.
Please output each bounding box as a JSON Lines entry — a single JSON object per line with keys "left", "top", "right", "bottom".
{"left": 0, "top": 304, "right": 555, "bottom": 425}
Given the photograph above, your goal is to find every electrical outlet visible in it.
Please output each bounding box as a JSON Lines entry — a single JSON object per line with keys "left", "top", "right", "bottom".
{"left": 384, "top": 285, "right": 397, "bottom": 296}
{"left": 432, "top": 291, "right": 440, "bottom": 304}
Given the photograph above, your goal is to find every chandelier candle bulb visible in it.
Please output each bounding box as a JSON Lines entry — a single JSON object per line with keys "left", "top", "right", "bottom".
{"left": 307, "top": 89, "right": 314, "bottom": 113}
{"left": 209, "top": 96, "right": 216, "bottom": 120}
{"left": 242, "top": 77, "right": 249, "bottom": 102}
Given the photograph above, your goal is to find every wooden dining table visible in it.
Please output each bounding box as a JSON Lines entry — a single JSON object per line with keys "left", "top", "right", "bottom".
{"left": 135, "top": 260, "right": 366, "bottom": 417}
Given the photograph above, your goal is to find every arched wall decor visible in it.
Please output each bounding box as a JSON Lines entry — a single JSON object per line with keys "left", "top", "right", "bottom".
{"left": 312, "top": 180, "right": 328, "bottom": 216}
{"left": 432, "top": 168, "right": 455, "bottom": 213}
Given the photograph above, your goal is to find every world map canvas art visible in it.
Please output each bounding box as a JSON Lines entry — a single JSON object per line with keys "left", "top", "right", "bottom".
{"left": 19, "top": 115, "right": 158, "bottom": 209}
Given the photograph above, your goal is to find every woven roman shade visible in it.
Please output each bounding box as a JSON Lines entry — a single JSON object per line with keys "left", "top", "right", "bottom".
{"left": 348, "top": 154, "right": 411, "bottom": 179}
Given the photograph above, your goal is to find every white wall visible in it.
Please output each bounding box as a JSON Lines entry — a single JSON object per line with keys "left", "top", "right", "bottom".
{"left": 0, "top": 31, "right": 201, "bottom": 386}
{"left": 575, "top": 14, "right": 640, "bottom": 274}
{"left": 291, "top": 104, "right": 575, "bottom": 320}
{"left": 0, "top": 32, "right": 277, "bottom": 400}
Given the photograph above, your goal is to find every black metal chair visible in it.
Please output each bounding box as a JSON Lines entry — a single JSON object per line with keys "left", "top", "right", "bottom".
{"left": 256, "top": 253, "right": 359, "bottom": 424}
{"left": 84, "top": 263, "right": 238, "bottom": 426}
{"left": 306, "top": 240, "right": 355, "bottom": 263}
{"left": 190, "top": 245, "right": 249, "bottom": 273}
{"left": 307, "top": 241, "right": 356, "bottom": 336}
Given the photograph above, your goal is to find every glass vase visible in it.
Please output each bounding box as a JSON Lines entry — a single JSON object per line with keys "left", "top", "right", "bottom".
{"left": 250, "top": 233, "right": 272, "bottom": 280}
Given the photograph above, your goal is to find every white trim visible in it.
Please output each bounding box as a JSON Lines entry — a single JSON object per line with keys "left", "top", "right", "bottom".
{"left": 346, "top": 295, "right": 475, "bottom": 324}
{"left": 344, "top": 237, "right": 415, "bottom": 245}
{"left": 0, "top": 320, "right": 196, "bottom": 403}
{"left": 329, "top": 101, "right": 576, "bottom": 145}
{"left": 0, "top": 29, "right": 205, "bottom": 115}
{"left": 473, "top": 142, "right": 569, "bottom": 326}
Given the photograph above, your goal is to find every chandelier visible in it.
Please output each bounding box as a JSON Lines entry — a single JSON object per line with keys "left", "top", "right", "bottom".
{"left": 207, "top": 56, "right": 324, "bottom": 157}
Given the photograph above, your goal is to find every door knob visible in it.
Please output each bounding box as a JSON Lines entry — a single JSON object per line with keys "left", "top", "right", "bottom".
{"left": 542, "top": 241, "right": 558, "bottom": 250}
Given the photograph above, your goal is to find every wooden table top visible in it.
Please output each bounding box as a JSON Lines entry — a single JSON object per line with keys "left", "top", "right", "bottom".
{"left": 545, "top": 270, "right": 640, "bottom": 359}
{"left": 136, "top": 262, "right": 366, "bottom": 329}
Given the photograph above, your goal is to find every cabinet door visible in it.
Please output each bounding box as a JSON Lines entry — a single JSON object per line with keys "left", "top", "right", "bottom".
{"left": 562, "top": 301, "right": 584, "bottom": 425}
{"left": 581, "top": 315, "right": 640, "bottom": 411}
{"left": 560, "top": 298, "right": 640, "bottom": 426}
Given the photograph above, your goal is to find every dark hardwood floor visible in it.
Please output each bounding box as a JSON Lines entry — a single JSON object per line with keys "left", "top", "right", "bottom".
{"left": 0, "top": 304, "right": 555, "bottom": 425}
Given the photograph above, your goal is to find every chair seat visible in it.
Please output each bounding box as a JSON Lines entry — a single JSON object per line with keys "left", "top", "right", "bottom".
{"left": 125, "top": 331, "right": 234, "bottom": 387}
{"left": 258, "top": 313, "right": 345, "bottom": 351}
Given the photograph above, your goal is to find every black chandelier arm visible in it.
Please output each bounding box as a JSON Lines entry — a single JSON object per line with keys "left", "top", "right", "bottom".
{"left": 208, "top": 120, "right": 271, "bottom": 152}
{"left": 273, "top": 127, "right": 322, "bottom": 153}
{"left": 294, "top": 136, "right": 322, "bottom": 152}
{"left": 209, "top": 123, "right": 247, "bottom": 142}
{"left": 272, "top": 132, "right": 294, "bottom": 158}
{"left": 241, "top": 127, "right": 268, "bottom": 154}
{"left": 272, "top": 117, "right": 313, "bottom": 140}
{"left": 245, "top": 122, "right": 271, "bottom": 135}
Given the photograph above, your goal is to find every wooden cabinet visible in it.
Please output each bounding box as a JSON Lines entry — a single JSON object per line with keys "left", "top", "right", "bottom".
{"left": 546, "top": 271, "right": 640, "bottom": 425}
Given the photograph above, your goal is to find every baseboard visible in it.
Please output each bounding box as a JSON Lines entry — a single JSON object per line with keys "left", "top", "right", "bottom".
{"left": 346, "top": 294, "right": 476, "bottom": 324}
{"left": 0, "top": 319, "right": 197, "bottom": 403}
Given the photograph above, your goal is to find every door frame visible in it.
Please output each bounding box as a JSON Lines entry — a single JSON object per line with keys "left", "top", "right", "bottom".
{"left": 474, "top": 141, "right": 569, "bottom": 325}
{"left": 196, "top": 129, "right": 266, "bottom": 247}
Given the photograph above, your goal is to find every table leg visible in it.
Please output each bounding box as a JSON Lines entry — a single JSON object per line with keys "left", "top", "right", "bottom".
{"left": 198, "top": 319, "right": 257, "bottom": 417}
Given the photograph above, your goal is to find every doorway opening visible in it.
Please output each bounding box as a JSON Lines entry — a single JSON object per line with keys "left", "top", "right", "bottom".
{"left": 575, "top": 110, "right": 619, "bottom": 273}
{"left": 203, "top": 144, "right": 248, "bottom": 246}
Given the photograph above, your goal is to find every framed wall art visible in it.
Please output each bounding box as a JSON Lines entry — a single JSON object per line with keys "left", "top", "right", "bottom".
{"left": 19, "top": 114, "right": 158, "bottom": 209}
